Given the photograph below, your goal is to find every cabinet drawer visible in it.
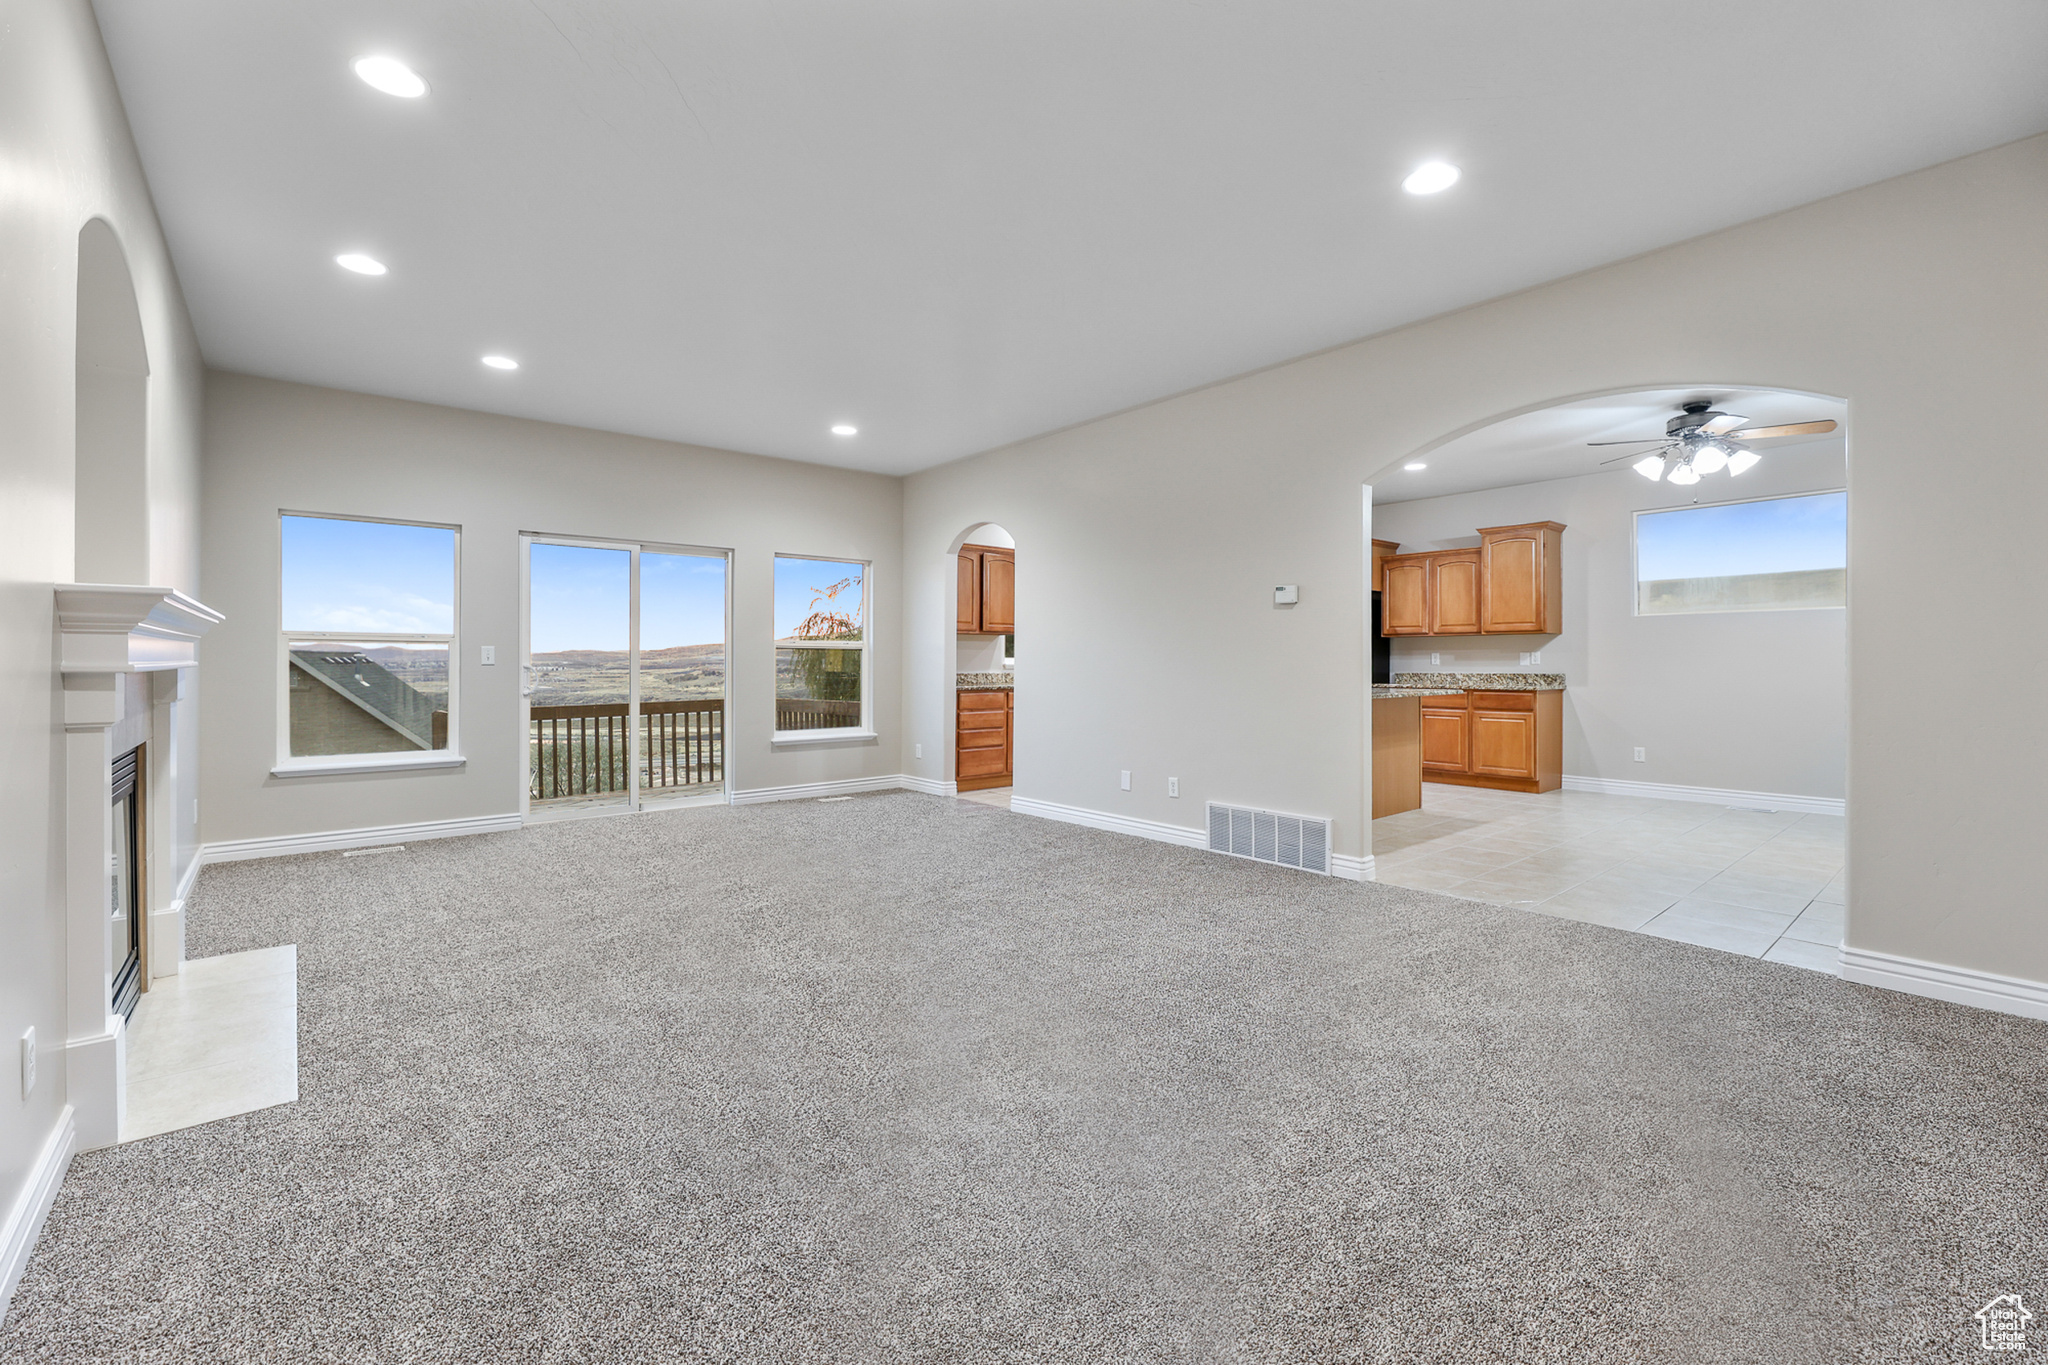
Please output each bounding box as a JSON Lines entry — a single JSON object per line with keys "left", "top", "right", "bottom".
{"left": 959, "top": 690, "right": 1008, "bottom": 710}
{"left": 958, "top": 712, "right": 1006, "bottom": 736}
{"left": 958, "top": 744, "right": 1009, "bottom": 777}
{"left": 1467, "top": 691, "right": 1535, "bottom": 712}
{"left": 1417, "top": 692, "right": 1467, "bottom": 710}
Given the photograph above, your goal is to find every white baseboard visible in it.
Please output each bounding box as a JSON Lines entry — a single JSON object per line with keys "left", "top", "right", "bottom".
{"left": 201, "top": 812, "right": 524, "bottom": 863}
{"left": 731, "top": 775, "right": 916, "bottom": 806}
{"left": 1010, "top": 795, "right": 1208, "bottom": 848}
{"left": 1, "top": 1106, "right": 76, "bottom": 1325}
{"left": 1011, "top": 795, "right": 1371, "bottom": 880}
{"left": 1841, "top": 947, "right": 2048, "bottom": 1023}
{"left": 896, "top": 774, "right": 957, "bottom": 797}
{"left": 1332, "top": 853, "right": 1375, "bottom": 882}
{"left": 1560, "top": 774, "right": 1845, "bottom": 817}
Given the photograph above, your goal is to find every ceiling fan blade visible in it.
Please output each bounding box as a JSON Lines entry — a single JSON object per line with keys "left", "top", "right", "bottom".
{"left": 1728, "top": 420, "right": 1838, "bottom": 440}
{"left": 1598, "top": 444, "right": 1675, "bottom": 466}
{"left": 1698, "top": 413, "right": 1749, "bottom": 435}
{"left": 1587, "top": 438, "right": 1669, "bottom": 446}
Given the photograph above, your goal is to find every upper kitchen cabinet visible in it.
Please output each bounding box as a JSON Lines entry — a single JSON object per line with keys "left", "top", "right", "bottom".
{"left": 1382, "top": 555, "right": 1430, "bottom": 635}
{"left": 1479, "top": 522, "right": 1565, "bottom": 635}
{"left": 1430, "top": 550, "right": 1481, "bottom": 635}
{"left": 1370, "top": 539, "right": 1400, "bottom": 593}
{"left": 1381, "top": 523, "right": 1566, "bottom": 637}
{"left": 958, "top": 543, "right": 1015, "bottom": 635}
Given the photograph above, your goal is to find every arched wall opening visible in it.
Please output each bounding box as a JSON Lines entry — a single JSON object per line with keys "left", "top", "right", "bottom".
{"left": 1365, "top": 382, "right": 1849, "bottom": 938}
{"left": 946, "top": 522, "right": 1016, "bottom": 797}
{"left": 75, "top": 218, "right": 151, "bottom": 585}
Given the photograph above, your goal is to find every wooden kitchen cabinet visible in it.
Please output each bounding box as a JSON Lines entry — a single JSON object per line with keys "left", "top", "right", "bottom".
{"left": 1429, "top": 550, "right": 1480, "bottom": 635}
{"left": 1380, "top": 523, "right": 1565, "bottom": 637}
{"left": 1370, "top": 539, "right": 1401, "bottom": 593}
{"left": 1416, "top": 689, "right": 1562, "bottom": 793}
{"left": 1479, "top": 522, "right": 1565, "bottom": 635}
{"left": 956, "top": 688, "right": 1013, "bottom": 791}
{"left": 957, "top": 544, "right": 1015, "bottom": 635}
{"left": 1420, "top": 693, "right": 1470, "bottom": 774}
{"left": 1382, "top": 556, "right": 1430, "bottom": 635}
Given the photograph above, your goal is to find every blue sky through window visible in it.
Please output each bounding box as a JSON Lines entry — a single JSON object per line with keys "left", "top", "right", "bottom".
{"left": 1636, "top": 491, "right": 1845, "bottom": 581}
{"left": 774, "top": 557, "right": 864, "bottom": 641}
{"left": 526, "top": 543, "right": 726, "bottom": 654}
{"left": 282, "top": 515, "right": 454, "bottom": 633}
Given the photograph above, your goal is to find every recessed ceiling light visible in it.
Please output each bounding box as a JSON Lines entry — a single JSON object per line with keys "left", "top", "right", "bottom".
{"left": 481, "top": 355, "right": 519, "bottom": 370}
{"left": 335, "top": 253, "right": 387, "bottom": 276}
{"left": 353, "top": 56, "right": 427, "bottom": 98}
{"left": 1404, "top": 462, "right": 1427, "bottom": 471}
{"left": 830, "top": 424, "right": 858, "bottom": 436}
{"left": 1402, "top": 161, "right": 1461, "bottom": 195}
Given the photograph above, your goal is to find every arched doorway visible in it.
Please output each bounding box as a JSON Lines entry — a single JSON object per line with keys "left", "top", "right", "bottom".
{"left": 949, "top": 523, "right": 1016, "bottom": 806}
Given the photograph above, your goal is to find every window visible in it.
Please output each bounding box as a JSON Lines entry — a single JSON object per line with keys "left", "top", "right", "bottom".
{"left": 1634, "top": 490, "right": 1845, "bottom": 615}
{"left": 773, "top": 555, "right": 867, "bottom": 736}
{"left": 279, "top": 513, "right": 458, "bottom": 767}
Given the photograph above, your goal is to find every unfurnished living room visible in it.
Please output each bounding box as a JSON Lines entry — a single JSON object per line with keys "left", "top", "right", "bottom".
{"left": 5, "top": 2, "right": 2048, "bottom": 1361}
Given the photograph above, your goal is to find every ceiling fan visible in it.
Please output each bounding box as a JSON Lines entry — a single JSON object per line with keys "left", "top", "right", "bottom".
{"left": 1590, "top": 401, "right": 1837, "bottom": 485}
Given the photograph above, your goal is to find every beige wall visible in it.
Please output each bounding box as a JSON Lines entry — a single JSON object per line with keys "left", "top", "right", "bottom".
{"left": 1374, "top": 441, "right": 1847, "bottom": 801}
{"left": 199, "top": 373, "right": 903, "bottom": 844}
{"left": 0, "top": 0, "right": 206, "bottom": 1297}
{"left": 903, "top": 133, "right": 2048, "bottom": 979}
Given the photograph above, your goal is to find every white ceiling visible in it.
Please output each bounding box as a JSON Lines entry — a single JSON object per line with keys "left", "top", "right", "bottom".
{"left": 1371, "top": 387, "right": 1849, "bottom": 505}
{"left": 93, "top": 1, "right": 2048, "bottom": 475}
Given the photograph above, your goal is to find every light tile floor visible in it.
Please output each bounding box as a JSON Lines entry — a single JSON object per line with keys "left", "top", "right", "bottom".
{"left": 1374, "top": 784, "right": 1844, "bottom": 973}
{"left": 121, "top": 945, "right": 299, "bottom": 1143}
{"left": 957, "top": 787, "right": 1013, "bottom": 810}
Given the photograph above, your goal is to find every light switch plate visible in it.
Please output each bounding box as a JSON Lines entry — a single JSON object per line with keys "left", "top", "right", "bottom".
{"left": 1120, "top": 770, "right": 1131, "bottom": 791}
{"left": 480, "top": 645, "right": 496, "bottom": 665}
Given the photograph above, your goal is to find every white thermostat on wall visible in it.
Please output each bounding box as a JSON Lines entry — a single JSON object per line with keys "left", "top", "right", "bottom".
{"left": 1273, "top": 585, "right": 1299, "bottom": 605}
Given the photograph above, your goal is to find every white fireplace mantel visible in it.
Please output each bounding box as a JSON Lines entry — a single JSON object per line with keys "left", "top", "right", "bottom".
{"left": 57, "top": 583, "right": 225, "bottom": 676}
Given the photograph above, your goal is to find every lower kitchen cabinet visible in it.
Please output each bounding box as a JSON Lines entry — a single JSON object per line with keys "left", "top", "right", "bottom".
{"left": 956, "top": 688, "right": 1013, "bottom": 791}
{"left": 1417, "top": 690, "right": 1562, "bottom": 793}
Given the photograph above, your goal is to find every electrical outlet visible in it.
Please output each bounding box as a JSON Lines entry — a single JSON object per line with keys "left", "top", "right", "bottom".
{"left": 1520, "top": 651, "right": 1542, "bottom": 667}
{"left": 1431, "top": 652, "right": 1440, "bottom": 666}
{"left": 914, "top": 743, "right": 922, "bottom": 760}
{"left": 20, "top": 1027, "right": 34, "bottom": 1100}
{"left": 480, "top": 645, "right": 496, "bottom": 665}
{"left": 1168, "top": 777, "right": 1179, "bottom": 798}
{"left": 1633, "top": 747, "right": 1646, "bottom": 763}
{"left": 1120, "top": 770, "right": 1131, "bottom": 791}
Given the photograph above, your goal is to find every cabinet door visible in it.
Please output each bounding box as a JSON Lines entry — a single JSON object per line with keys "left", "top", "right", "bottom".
{"left": 1382, "top": 558, "right": 1430, "bottom": 635}
{"left": 1430, "top": 553, "right": 1480, "bottom": 634}
{"left": 1420, "top": 707, "right": 1469, "bottom": 773}
{"left": 1470, "top": 709, "right": 1538, "bottom": 780}
{"left": 980, "top": 552, "right": 1015, "bottom": 633}
{"left": 957, "top": 552, "right": 980, "bottom": 632}
{"left": 1480, "top": 533, "right": 1542, "bottom": 633}
{"left": 1004, "top": 690, "right": 1014, "bottom": 777}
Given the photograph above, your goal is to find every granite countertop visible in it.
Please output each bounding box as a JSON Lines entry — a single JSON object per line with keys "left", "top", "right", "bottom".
{"left": 957, "top": 672, "right": 1014, "bottom": 689}
{"left": 1373, "top": 686, "right": 1467, "bottom": 699}
{"left": 1392, "top": 672, "right": 1566, "bottom": 691}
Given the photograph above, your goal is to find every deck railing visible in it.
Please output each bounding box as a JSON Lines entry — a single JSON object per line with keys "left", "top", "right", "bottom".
{"left": 529, "top": 699, "right": 724, "bottom": 801}
{"left": 774, "top": 698, "right": 862, "bottom": 731}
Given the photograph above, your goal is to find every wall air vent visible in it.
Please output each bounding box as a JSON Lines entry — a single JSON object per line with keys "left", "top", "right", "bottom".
{"left": 1205, "top": 802, "right": 1331, "bottom": 876}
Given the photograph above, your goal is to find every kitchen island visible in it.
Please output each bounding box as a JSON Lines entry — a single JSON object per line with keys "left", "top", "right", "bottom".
{"left": 1373, "top": 675, "right": 1567, "bottom": 815}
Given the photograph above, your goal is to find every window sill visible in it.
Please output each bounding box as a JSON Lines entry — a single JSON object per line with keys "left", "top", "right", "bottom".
{"left": 270, "top": 754, "right": 466, "bottom": 778}
{"left": 770, "top": 729, "right": 878, "bottom": 747}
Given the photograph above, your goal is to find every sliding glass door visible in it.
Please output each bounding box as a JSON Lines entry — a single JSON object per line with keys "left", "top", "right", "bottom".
{"left": 524, "top": 537, "right": 728, "bottom": 816}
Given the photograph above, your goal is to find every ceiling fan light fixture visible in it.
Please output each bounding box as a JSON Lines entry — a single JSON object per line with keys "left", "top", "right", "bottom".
{"left": 1691, "top": 441, "right": 1731, "bottom": 475}
{"left": 1667, "top": 461, "right": 1701, "bottom": 486}
{"left": 1726, "top": 449, "right": 1762, "bottom": 475}
{"left": 1632, "top": 454, "right": 1666, "bottom": 481}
